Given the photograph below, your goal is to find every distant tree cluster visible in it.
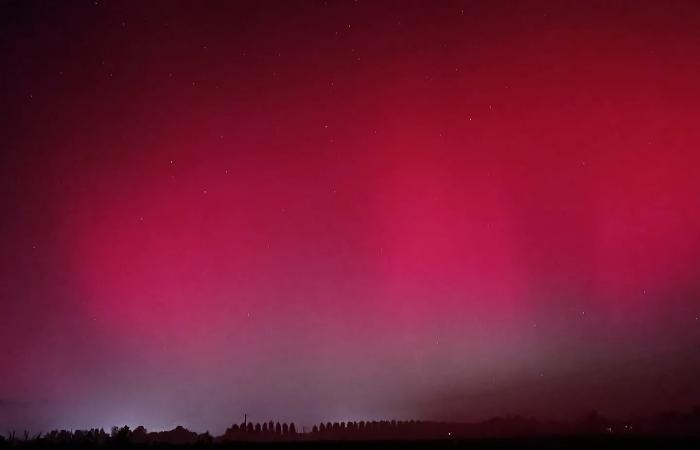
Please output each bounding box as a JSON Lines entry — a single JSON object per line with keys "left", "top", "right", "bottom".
{"left": 1, "top": 429, "right": 110, "bottom": 445}
{"left": 310, "top": 420, "right": 439, "bottom": 440}
{"left": 220, "top": 421, "right": 296, "bottom": 441}
{"left": 0, "top": 426, "right": 212, "bottom": 446}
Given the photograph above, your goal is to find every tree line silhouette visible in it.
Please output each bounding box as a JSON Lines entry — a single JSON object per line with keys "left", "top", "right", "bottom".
{"left": 220, "top": 421, "right": 296, "bottom": 441}
{"left": 1, "top": 408, "right": 700, "bottom": 446}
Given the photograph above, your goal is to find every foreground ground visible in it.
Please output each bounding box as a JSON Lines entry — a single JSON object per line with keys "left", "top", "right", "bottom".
{"left": 3, "top": 437, "right": 700, "bottom": 450}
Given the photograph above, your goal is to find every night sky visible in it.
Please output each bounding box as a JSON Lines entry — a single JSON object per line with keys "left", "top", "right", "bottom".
{"left": 2, "top": 0, "right": 700, "bottom": 435}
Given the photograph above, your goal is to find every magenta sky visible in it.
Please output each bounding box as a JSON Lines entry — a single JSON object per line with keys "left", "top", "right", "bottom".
{"left": 2, "top": 0, "right": 700, "bottom": 434}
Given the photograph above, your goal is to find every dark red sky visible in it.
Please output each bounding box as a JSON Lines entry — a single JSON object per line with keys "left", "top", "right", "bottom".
{"left": 2, "top": 0, "right": 700, "bottom": 434}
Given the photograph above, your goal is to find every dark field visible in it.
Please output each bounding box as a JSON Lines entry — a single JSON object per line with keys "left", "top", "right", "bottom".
{"left": 3, "top": 437, "right": 700, "bottom": 450}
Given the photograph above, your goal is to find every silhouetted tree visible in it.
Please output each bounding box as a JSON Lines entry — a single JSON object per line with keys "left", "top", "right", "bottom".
{"left": 198, "top": 431, "right": 213, "bottom": 444}
{"left": 112, "top": 426, "right": 131, "bottom": 445}
{"left": 255, "top": 423, "right": 261, "bottom": 433}
{"left": 97, "top": 428, "right": 108, "bottom": 444}
{"left": 312, "top": 425, "right": 318, "bottom": 433}
{"left": 131, "top": 426, "right": 148, "bottom": 444}
{"left": 275, "top": 422, "right": 281, "bottom": 435}
{"left": 289, "top": 423, "right": 296, "bottom": 434}
{"left": 262, "top": 422, "right": 268, "bottom": 433}
{"left": 282, "top": 423, "right": 288, "bottom": 435}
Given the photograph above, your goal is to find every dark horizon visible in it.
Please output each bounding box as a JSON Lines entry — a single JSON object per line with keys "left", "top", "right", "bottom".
{"left": 3, "top": 406, "right": 700, "bottom": 442}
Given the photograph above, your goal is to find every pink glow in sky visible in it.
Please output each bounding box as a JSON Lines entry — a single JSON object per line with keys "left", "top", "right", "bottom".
{"left": 2, "top": 0, "right": 700, "bottom": 434}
